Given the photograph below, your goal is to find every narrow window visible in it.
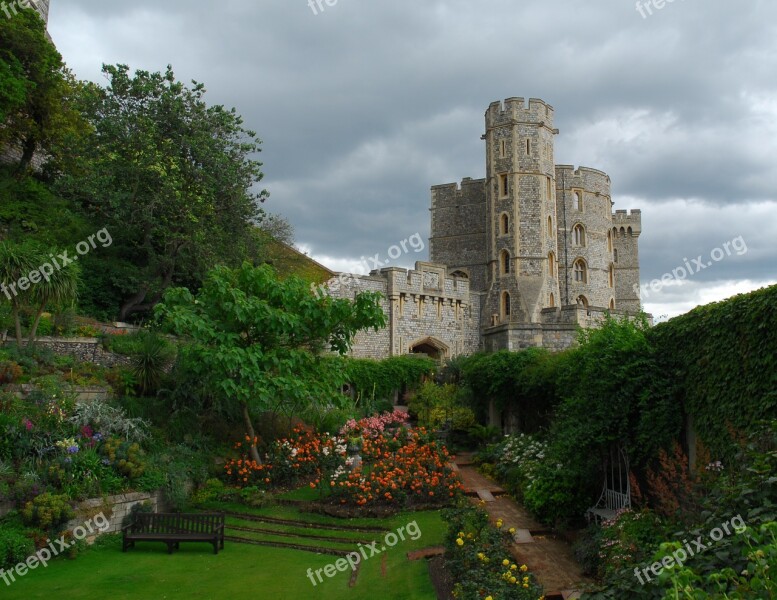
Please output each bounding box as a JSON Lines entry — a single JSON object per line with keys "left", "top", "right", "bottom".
{"left": 502, "top": 292, "right": 511, "bottom": 318}
{"left": 609, "top": 264, "right": 615, "bottom": 288}
{"left": 548, "top": 216, "right": 554, "bottom": 238}
{"left": 526, "top": 139, "right": 531, "bottom": 155}
{"left": 607, "top": 230, "right": 613, "bottom": 252}
{"left": 546, "top": 176, "right": 552, "bottom": 200}
{"left": 501, "top": 250, "right": 511, "bottom": 275}
{"left": 499, "top": 139, "right": 506, "bottom": 158}
{"left": 574, "top": 191, "right": 582, "bottom": 211}
{"left": 549, "top": 293, "right": 556, "bottom": 308}
{"left": 499, "top": 173, "right": 509, "bottom": 197}
{"left": 574, "top": 259, "right": 587, "bottom": 283}
{"left": 548, "top": 252, "right": 556, "bottom": 277}
{"left": 614, "top": 249, "right": 619, "bottom": 263}
{"left": 573, "top": 224, "right": 585, "bottom": 246}
{"left": 501, "top": 213, "right": 509, "bottom": 235}
{"left": 609, "top": 299, "right": 616, "bottom": 310}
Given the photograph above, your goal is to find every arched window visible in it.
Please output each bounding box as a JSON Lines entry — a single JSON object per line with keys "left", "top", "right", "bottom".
{"left": 576, "top": 295, "right": 589, "bottom": 309}
{"left": 500, "top": 250, "right": 511, "bottom": 275}
{"left": 548, "top": 252, "right": 556, "bottom": 277}
{"left": 627, "top": 226, "right": 633, "bottom": 236}
{"left": 609, "top": 264, "right": 615, "bottom": 288}
{"left": 499, "top": 173, "right": 509, "bottom": 197}
{"left": 501, "top": 291, "right": 511, "bottom": 318}
{"left": 574, "top": 259, "right": 587, "bottom": 283}
{"left": 548, "top": 216, "right": 554, "bottom": 237}
{"left": 549, "top": 293, "right": 556, "bottom": 308}
{"left": 573, "top": 224, "right": 586, "bottom": 246}
{"left": 609, "top": 298, "right": 616, "bottom": 310}
{"left": 500, "top": 213, "right": 509, "bottom": 235}
{"left": 574, "top": 191, "right": 583, "bottom": 211}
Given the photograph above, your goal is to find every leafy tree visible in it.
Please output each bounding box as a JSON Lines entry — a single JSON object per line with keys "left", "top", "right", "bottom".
{"left": 155, "top": 263, "right": 386, "bottom": 463}
{"left": 60, "top": 64, "right": 269, "bottom": 320}
{"left": 0, "top": 8, "right": 87, "bottom": 175}
{"left": 0, "top": 240, "right": 79, "bottom": 344}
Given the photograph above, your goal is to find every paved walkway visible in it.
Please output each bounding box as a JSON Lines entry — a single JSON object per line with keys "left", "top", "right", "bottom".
{"left": 453, "top": 454, "right": 591, "bottom": 599}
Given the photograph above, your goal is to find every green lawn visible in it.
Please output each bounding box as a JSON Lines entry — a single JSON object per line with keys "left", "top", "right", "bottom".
{"left": 2, "top": 507, "right": 446, "bottom": 600}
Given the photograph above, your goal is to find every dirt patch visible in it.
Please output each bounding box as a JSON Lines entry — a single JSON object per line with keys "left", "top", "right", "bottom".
{"left": 428, "top": 555, "right": 455, "bottom": 600}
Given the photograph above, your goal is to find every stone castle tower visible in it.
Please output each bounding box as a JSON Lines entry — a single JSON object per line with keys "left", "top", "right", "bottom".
{"left": 32, "top": 0, "right": 49, "bottom": 24}
{"left": 429, "top": 97, "right": 643, "bottom": 352}
{"left": 326, "top": 97, "right": 644, "bottom": 358}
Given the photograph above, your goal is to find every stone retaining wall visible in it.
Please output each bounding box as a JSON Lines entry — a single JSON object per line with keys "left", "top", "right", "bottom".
{"left": 0, "top": 337, "right": 133, "bottom": 368}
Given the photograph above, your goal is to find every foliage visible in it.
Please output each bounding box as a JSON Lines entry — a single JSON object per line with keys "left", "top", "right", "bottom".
{"left": 68, "top": 399, "right": 149, "bottom": 443}
{"left": 344, "top": 354, "right": 436, "bottom": 406}
{"left": 21, "top": 492, "right": 74, "bottom": 531}
{"left": 443, "top": 503, "right": 544, "bottom": 600}
{"left": 477, "top": 433, "right": 549, "bottom": 502}
{"left": 156, "top": 262, "right": 385, "bottom": 463}
{"left": 0, "top": 519, "right": 35, "bottom": 571}
{"left": 408, "top": 381, "right": 475, "bottom": 431}
{"left": 130, "top": 331, "right": 176, "bottom": 395}
{"left": 649, "top": 284, "right": 777, "bottom": 459}
{"left": 101, "top": 438, "right": 146, "bottom": 479}
{"left": 0, "top": 239, "right": 80, "bottom": 344}
{"left": 458, "top": 347, "right": 561, "bottom": 431}
{"left": 58, "top": 63, "right": 270, "bottom": 321}
{"left": 0, "top": 8, "right": 88, "bottom": 174}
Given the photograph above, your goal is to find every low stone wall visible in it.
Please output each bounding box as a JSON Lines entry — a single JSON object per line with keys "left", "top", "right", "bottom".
{"left": 7, "top": 383, "right": 112, "bottom": 402}
{"left": 0, "top": 336, "right": 133, "bottom": 368}
{"left": 68, "top": 490, "right": 168, "bottom": 536}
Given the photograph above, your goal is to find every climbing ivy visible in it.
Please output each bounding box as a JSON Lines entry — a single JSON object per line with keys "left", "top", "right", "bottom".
{"left": 649, "top": 283, "right": 777, "bottom": 458}
{"left": 344, "top": 354, "right": 436, "bottom": 401}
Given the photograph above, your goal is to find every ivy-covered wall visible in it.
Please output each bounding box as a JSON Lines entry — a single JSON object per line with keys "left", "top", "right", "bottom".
{"left": 650, "top": 283, "right": 777, "bottom": 457}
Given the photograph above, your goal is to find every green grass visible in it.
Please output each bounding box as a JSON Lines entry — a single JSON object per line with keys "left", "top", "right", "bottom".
{"left": 2, "top": 507, "right": 446, "bottom": 600}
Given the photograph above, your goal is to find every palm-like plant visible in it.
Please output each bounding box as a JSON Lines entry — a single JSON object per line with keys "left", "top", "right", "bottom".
{"left": 0, "top": 241, "right": 41, "bottom": 344}
{"left": 27, "top": 258, "right": 80, "bottom": 343}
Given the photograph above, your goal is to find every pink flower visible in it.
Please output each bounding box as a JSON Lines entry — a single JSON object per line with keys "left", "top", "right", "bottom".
{"left": 24, "top": 419, "right": 33, "bottom": 431}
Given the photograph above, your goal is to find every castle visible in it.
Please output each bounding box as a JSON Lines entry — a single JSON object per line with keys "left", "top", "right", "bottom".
{"left": 327, "top": 97, "right": 644, "bottom": 360}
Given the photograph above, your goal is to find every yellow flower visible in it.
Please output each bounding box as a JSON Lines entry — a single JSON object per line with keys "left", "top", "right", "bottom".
{"left": 510, "top": 576, "right": 517, "bottom": 584}
{"left": 502, "top": 559, "right": 510, "bottom": 566}
{"left": 523, "top": 583, "right": 529, "bottom": 588}
{"left": 510, "top": 564, "right": 517, "bottom": 571}
{"left": 520, "top": 564, "right": 528, "bottom": 572}
{"left": 509, "top": 527, "right": 516, "bottom": 534}
{"left": 456, "top": 538, "right": 464, "bottom": 546}
{"left": 486, "top": 597, "right": 493, "bottom": 600}
{"left": 496, "top": 519, "right": 503, "bottom": 528}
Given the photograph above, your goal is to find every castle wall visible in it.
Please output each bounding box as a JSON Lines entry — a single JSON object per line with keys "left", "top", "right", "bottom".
{"left": 429, "top": 178, "right": 488, "bottom": 293}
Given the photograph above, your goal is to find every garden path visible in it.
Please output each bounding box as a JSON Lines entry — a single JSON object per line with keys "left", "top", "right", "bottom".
{"left": 453, "top": 453, "right": 591, "bottom": 600}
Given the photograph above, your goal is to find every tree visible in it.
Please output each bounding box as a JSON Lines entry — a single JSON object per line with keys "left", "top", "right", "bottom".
{"left": 60, "top": 64, "right": 269, "bottom": 320}
{"left": 155, "top": 263, "right": 386, "bottom": 463}
{"left": 0, "top": 8, "right": 87, "bottom": 175}
{"left": 0, "top": 240, "right": 79, "bottom": 345}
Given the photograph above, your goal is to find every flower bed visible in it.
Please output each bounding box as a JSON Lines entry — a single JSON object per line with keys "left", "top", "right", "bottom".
{"left": 443, "top": 504, "right": 544, "bottom": 600}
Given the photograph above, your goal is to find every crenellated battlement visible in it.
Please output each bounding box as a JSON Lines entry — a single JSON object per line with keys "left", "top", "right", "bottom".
{"left": 380, "top": 262, "right": 471, "bottom": 302}
{"left": 486, "top": 97, "right": 555, "bottom": 129}
{"left": 430, "top": 177, "right": 486, "bottom": 209}
{"left": 612, "top": 209, "right": 642, "bottom": 234}
{"left": 555, "top": 164, "right": 611, "bottom": 196}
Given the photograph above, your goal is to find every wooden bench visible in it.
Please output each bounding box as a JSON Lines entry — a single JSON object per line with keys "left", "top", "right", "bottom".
{"left": 122, "top": 513, "right": 225, "bottom": 555}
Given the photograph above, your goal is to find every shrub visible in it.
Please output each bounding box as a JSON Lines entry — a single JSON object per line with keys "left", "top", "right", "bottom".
{"left": 0, "top": 523, "right": 35, "bottom": 570}
{"left": 0, "top": 361, "right": 23, "bottom": 384}
{"left": 21, "top": 492, "right": 74, "bottom": 531}
{"left": 101, "top": 438, "right": 146, "bottom": 479}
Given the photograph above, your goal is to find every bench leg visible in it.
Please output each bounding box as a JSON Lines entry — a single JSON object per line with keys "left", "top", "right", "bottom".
{"left": 167, "top": 542, "right": 175, "bottom": 555}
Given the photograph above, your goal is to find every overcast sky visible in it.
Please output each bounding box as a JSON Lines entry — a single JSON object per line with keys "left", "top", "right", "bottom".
{"left": 48, "top": 0, "right": 776, "bottom": 320}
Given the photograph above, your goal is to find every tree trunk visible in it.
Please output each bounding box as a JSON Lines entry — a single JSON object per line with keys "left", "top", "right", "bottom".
{"left": 28, "top": 301, "right": 47, "bottom": 345}
{"left": 119, "top": 287, "right": 149, "bottom": 321}
{"left": 11, "top": 304, "right": 23, "bottom": 346}
{"left": 15, "top": 136, "right": 37, "bottom": 177}
{"left": 242, "top": 403, "right": 262, "bottom": 465}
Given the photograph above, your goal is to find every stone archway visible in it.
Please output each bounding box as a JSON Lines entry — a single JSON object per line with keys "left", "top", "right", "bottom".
{"left": 409, "top": 337, "right": 450, "bottom": 361}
